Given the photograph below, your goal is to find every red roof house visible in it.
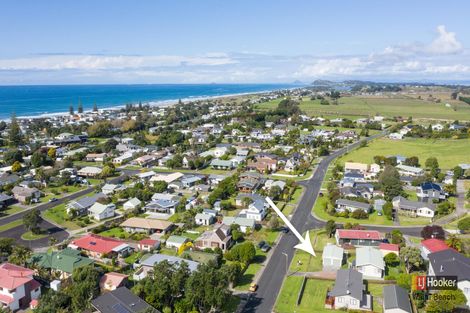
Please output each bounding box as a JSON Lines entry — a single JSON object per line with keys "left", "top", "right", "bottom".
{"left": 68, "top": 234, "right": 132, "bottom": 259}
{"left": 421, "top": 238, "right": 451, "bottom": 259}
{"left": 138, "top": 239, "right": 160, "bottom": 252}
{"left": 0, "top": 263, "right": 42, "bottom": 311}
{"left": 335, "top": 229, "right": 383, "bottom": 247}
{"left": 378, "top": 243, "right": 400, "bottom": 256}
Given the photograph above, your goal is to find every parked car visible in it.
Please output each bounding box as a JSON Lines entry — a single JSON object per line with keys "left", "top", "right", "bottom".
{"left": 261, "top": 244, "right": 271, "bottom": 252}
{"left": 257, "top": 241, "right": 266, "bottom": 249}
{"left": 48, "top": 197, "right": 58, "bottom": 202}
{"left": 280, "top": 227, "right": 289, "bottom": 234}
{"left": 249, "top": 283, "right": 258, "bottom": 292}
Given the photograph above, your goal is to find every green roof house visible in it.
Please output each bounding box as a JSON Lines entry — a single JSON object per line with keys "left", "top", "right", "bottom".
{"left": 30, "top": 248, "right": 94, "bottom": 279}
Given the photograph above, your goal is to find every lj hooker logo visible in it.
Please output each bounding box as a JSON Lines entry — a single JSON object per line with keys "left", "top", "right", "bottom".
{"left": 412, "top": 275, "right": 458, "bottom": 291}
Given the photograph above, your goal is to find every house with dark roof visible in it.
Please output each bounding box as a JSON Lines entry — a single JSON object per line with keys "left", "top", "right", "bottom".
{"left": 327, "top": 269, "right": 371, "bottom": 311}
{"left": 392, "top": 196, "right": 436, "bottom": 218}
{"left": 0, "top": 193, "right": 14, "bottom": 209}
{"left": 383, "top": 285, "right": 412, "bottom": 313}
{"left": 428, "top": 249, "right": 470, "bottom": 306}
{"left": 335, "top": 199, "right": 371, "bottom": 214}
{"left": 91, "top": 287, "right": 158, "bottom": 313}
{"left": 66, "top": 192, "right": 106, "bottom": 216}
{"left": 417, "top": 182, "right": 447, "bottom": 202}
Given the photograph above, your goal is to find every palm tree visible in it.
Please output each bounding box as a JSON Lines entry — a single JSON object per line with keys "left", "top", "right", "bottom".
{"left": 8, "top": 246, "right": 32, "bottom": 267}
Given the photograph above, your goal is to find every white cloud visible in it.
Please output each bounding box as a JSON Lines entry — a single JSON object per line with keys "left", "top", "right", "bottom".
{"left": 0, "top": 25, "right": 468, "bottom": 84}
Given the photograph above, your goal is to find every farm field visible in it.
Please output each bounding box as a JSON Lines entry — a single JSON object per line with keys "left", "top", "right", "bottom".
{"left": 256, "top": 95, "right": 470, "bottom": 121}
{"left": 337, "top": 138, "right": 470, "bottom": 170}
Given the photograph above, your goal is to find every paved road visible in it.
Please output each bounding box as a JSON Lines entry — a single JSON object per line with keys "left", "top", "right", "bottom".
{"left": 242, "top": 132, "right": 423, "bottom": 313}
{"left": 0, "top": 170, "right": 135, "bottom": 249}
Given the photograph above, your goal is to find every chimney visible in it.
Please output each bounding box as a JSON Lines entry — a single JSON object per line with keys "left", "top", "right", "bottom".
{"left": 440, "top": 265, "right": 444, "bottom": 272}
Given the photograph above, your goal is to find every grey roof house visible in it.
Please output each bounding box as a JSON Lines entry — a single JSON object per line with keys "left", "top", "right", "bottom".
{"left": 383, "top": 285, "right": 412, "bottom": 313}
{"left": 91, "top": 287, "right": 158, "bottom": 313}
{"left": 322, "top": 244, "right": 344, "bottom": 271}
{"left": 327, "top": 269, "right": 371, "bottom": 311}
{"left": 335, "top": 199, "right": 371, "bottom": 213}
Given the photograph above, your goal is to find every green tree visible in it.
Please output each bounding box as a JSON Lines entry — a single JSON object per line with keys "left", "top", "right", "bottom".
{"left": 389, "top": 230, "right": 405, "bottom": 247}
{"left": 384, "top": 252, "right": 400, "bottom": 267}
{"left": 3, "top": 149, "right": 23, "bottom": 165}
{"left": 77, "top": 100, "right": 83, "bottom": 113}
{"left": 379, "top": 165, "right": 403, "bottom": 201}
{"left": 445, "top": 234, "right": 462, "bottom": 252}
{"left": 69, "top": 103, "right": 74, "bottom": 115}
{"left": 69, "top": 265, "right": 101, "bottom": 312}
{"left": 400, "top": 246, "right": 423, "bottom": 273}
{"left": 267, "top": 216, "right": 279, "bottom": 230}
{"left": 8, "top": 113, "right": 24, "bottom": 147}
{"left": 425, "top": 289, "right": 466, "bottom": 313}
{"left": 383, "top": 201, "right": 393, "bottom": 220}
{"left": 93, "top": 102, "right": 98, "bottom": 112}
{"left": 0, "top": 237, "right": 15, "bottom": 259}
{"left": 8, "top": 245, "right": 32, "bottom": 267}
{"left": 268, "top": 185, "right": 282, "bottom": 200}
{"left": 225, "top": 242, "right": 256, "bottom": 264}
{"left": 425, "top": 157, "right": 440, "bottom": 177}
{"left": 325, "top": 220, "right": 337, "bottom": 237}
{"left": 11, "top": 161, "right": 22, "bottom": 172}
{"left": 23, "top": 208, "right": 42, "bottom": 234}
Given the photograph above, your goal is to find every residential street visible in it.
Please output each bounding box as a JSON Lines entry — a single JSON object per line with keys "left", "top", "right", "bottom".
{"left": 242, "top": 132, "right": 424, "bottom": 313}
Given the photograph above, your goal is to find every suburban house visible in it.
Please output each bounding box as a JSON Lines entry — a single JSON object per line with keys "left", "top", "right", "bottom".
{"left": 194, "top": 225, "right": 233, "bottom": 252}
{"left": 112, "top": 152, "right": 135, "bottom": 165}
{"left": 237, "top": 172, "right": 263, "bottom": 192}
{"left": 91, "top": 287, "right": 157, "bottom": 313}
{"left": 345, "top": 162, "right": 369, "bottom": 173}
{"left": 0, "top": 194, "right": 14, "bottom": 209}
{"left": 335, "top": 229, "right": 383, "bottom": 247}
{"left": 29, "top": 248, "right": 94, "bottom": 279}
{"left": 421, "top": 238, "right": 451, "bottom": 260}
{"left": 134, "top": 154, "right": 158, "bottom": 167}
{"left": 133, "top": 254, "right": 199, "bottom": 281}
{"left": 138, "top": 239, "right": 160, "bottom": 252}
{"left": 246, "top": 155, "right": 278, "bottom": 173}
{"left": 222, "top": 216, "right": 256, "bottom": 233}
{"left": 150, "top": 172, "right": 184, "bottom": 184}
{"left": 121, "top": 217, "right": 173, "bottom": 234}
{"left": 85, "top": 153, "right": 107, "bottom": 162}
{"left": 194, "top": 213, "right": 215, "bottom": 226}
{"left": 123, "top": 197, "right": 142, "bottom": 211}
{"left": 88, "top": 202, "right": 115, "bottom": 221}
{"left": 416, "top": 182, "right": 447, "bottom": 202}
{"left": 210, "top": 159, "right": 234, "bottom": 170}
{"left": 428, "top": 249, "right": 470, "bottom": 306}
{"left": 322, "top": 244, "right": 344, "bottom": 271}
{"left": 326, "top": 269, "right": 371, "bottom": 311}
{"left": 11, "top": 186, "right": 41, "bottom": 204}
{"left": 0, "top": 263, "right": 42, "bottom": 312}
{"left": 66, "top": 192, "right": 106, "bottom": 216}
{"left": 392, "top": 196, "right": 436, "bottom": 218}
{"left": 146, "top": 193, "right": 181, "bottom": 215}
{"left": 165, "top": 235, "right": 189, "bottom": 250}
{"left": 68, "top": 234, "right": 133, "bottom": 259}
{"left": 379, "top": 243, "right": 400, "bottom": 257}
{"left": 335, "top": 199, "right": 371, "bottom": 213}
{"left": 354, "top": 246, "right": 385, "bottom": 278}
{"left": 382, "top": 285, "right": 412, "bottom": 313}
{"left": 396, "top": 164, "right": 424, "bottom": 177}
{"left": 99, "top": 272, "right": 128, "bottom": 292}
{"left": 77, "top": 166, "right": 102, "bottom": 178}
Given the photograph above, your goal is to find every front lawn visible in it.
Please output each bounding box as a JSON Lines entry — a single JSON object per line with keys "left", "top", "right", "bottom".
{"left": 42, "top": 204, "right": 82, "bottom": 230}
{"left": 312, "top": 196, "right": 393, "bottom": 226}
{"left": 21, "top": 231, "right": 48, "bottom": 240}
{"left": 398, "top": 215, "right": 431, "bottom": 226}
{"left": 275, "top": 277, "right": 335, "bottom": 313}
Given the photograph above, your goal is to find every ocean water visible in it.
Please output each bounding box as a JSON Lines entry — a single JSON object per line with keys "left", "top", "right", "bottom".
{"left": 0, "top": 84, "right": 294, "bottom": 119}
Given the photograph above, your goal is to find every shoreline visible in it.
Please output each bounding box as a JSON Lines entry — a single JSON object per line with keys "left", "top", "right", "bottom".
{"left": 7, "top": 86, "right": 296, "bottom": 122}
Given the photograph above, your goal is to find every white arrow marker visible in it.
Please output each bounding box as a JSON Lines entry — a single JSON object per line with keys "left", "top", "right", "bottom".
{"left": 265, "top": 197, "right": 316, "bottom": 257}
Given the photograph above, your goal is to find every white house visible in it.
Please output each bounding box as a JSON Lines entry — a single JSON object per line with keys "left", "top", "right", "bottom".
{"left": 396, "top": 164, "right": 424, "bottom": 177}
{"left": 123, "top": 197, "right": 141, "bottom": 211}
{"left": 0, "top": 263, "right": 41, "bottom": 312}
{"left": 194, "top": 213, "right": 215, "bottom": 226}
{"left": 239, "top": 198, "right": 268, "bottom": 221}
{"left": 88, "top": 203, "right": 115, "bottom": 221}
{"left": 322, "top": 244, "right": 344, "bottom": 271}
{"left": 355, "top": 246, "right": 385, "bottom": 279}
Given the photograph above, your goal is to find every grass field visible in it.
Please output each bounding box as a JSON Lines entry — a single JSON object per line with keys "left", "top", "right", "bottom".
{"left": 42, "top": 203, "right": 82, "bottom": 230}
{"left": 256, "top": 95, "right": 470, "bottom": 121}
{"left": 0, "top": 219, "right": 23, "bottom": 232}
{"left": 275, "top": 276, "right": 385, "bottom": 313}
{"left": 313, "top": 196, "right": 394, "bottom": 226}
{"left": 337, "top": 138, "right": 470, "bottom": 170}
{"left": 21, "top": 230, "right": 48, "bottom": 240}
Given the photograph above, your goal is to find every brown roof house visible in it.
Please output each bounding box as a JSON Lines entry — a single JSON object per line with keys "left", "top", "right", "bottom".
{"left": 194, "top": 224, "right": 233, "bottom": 252}
{"left": 11, "top": 186, "right": 41, "bottom": 204}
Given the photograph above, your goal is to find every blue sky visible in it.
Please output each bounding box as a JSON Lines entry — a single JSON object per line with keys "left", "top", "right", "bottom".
{"left": 1, "top": 0, "right": 469, "bottom": 84}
